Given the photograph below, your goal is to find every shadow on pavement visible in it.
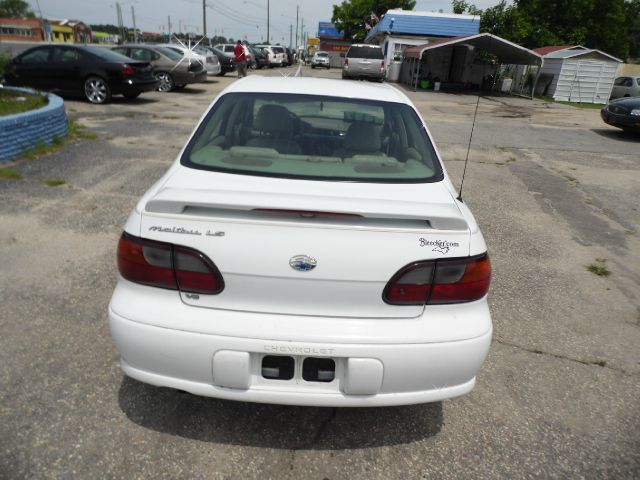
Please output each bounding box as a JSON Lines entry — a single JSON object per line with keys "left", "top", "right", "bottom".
{"left": 591, "top": 128, "right": 640, "bottom": 142}
{"left": 118, "top": 376, "right": 443, "bottom": 449}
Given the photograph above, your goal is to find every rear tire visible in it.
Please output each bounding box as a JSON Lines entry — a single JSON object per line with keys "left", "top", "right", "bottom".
{"left": 84, "top": 76, "right": 111, "bottom": 104}
{"left": 155, "top": 72, "right": 174, "bottom": 92}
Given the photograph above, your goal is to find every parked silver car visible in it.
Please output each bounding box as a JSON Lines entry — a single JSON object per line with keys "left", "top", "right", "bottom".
{"left": 157, "top": 44, "right": 221, "bottom": 76}
{"left": 342, "top": 44, "right": 385, "bottom": 82}
{"left": 112, "top": 45, "right": 207, "bottom": 92}
{"left": 311, "top": 51, "right": 330, "bottom": 69}
{"left": 610, "top": 76, "right": 640, "bottom": 100}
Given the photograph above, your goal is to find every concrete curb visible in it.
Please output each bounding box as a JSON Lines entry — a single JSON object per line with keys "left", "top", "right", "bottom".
{"left": 0, "top": 87, "right": 69, "bottom": 162}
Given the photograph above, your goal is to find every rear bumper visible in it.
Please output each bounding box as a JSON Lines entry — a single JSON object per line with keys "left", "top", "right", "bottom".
{"left": 109, "top": 295, "right": 492, "bottom": 407}
{"left": 173, "top": 70, "right": 207, "bottom": 85}
{"left": 111, "top": 78, "right": 159, "bottom": 95}
{"left": 342, "top": 68, "right": 385, "bottom": 80}
{"left": 205, "top": 63, "right": 222, "bottom": 75}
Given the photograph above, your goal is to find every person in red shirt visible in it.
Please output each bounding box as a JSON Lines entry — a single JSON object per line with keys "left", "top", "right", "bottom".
{"left": 234, "top": 40, "right": 247, "bottom": 78}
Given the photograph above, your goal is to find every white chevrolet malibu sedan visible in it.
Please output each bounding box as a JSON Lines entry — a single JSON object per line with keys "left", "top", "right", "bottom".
{"left": 109, "top": 76, "right": 492, "bottom": 407}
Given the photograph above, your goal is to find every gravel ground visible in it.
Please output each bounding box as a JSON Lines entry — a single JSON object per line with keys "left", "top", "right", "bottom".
{"left": 1, "top": 66, "right": 639, "bottom": 479}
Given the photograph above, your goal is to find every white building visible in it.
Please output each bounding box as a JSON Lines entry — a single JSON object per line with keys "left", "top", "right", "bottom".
{"left": 534, "top": 46, "right": 622, "bottom": 104}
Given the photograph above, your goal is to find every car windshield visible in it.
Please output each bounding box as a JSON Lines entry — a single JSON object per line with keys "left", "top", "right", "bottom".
{"left": 347, "top": 46, "right": 383, "bottom": 59}
{"left": 155, "top": 47, "right": 183, "bottom": 61}
{"left": 316, "top": 52, "right": 329, "bottom": 57}
{"left": 183, "top": 92, "right": 443, "bottom": 183}
{"left": 84, "top": 46, "right": 132, "bottom": 62}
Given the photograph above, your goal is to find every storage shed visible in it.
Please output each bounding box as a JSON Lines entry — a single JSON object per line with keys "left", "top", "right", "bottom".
{"left": 401, "top": 33, "right": 541, "bottom": 95}
{"left": 534, "top": 46, "right": 622, "bottom": 104}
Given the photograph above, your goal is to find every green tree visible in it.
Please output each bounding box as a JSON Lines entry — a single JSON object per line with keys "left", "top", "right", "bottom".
{"left": 332, "top": 0, "right": 416, "bottom": 42}
{"left": 452, "top": 0, "right": 468, "bottom": 14}
{"left": 0, "top": 0, "right": 35, "bottom": 17}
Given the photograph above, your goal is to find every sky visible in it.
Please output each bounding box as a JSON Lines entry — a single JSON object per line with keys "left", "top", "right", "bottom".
{"left": 30, "top": 0, "right": 502, "bottom": 45}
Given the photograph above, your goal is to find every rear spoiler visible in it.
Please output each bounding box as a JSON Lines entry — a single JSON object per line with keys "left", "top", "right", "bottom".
{"left": 145, "top": 188, "right": 469, "bottom": 231}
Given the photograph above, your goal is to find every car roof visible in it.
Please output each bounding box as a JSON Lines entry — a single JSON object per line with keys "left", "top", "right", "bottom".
{"left": 224, "top": 76, "right": 410, "bottom": 104}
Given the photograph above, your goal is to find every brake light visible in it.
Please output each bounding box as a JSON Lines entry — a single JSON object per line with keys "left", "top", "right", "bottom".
{"left": 117, "top": 232, "right": 224, "bottom": 294}
{"left": 122, "top": 64, "right": 135, "bottom": 77}
{"left": 253, "top": 208, "right": 361, "bottom": 218}
{"left": 383, "top": 254, "right": 491, "bottom": 305}
{"left": 381, "top": 60, "right": 385, "bottom": 70}
{"left": 344, "top": 58, "right": 349, "bottom": 66}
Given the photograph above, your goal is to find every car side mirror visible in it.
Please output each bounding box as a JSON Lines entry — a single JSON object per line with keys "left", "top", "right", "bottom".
{"left": 339, "top": 53, "right": 345, "bottom": 58}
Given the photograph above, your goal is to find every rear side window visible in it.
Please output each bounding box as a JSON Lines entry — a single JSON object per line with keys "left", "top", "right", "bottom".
{"left": 347, "top": 46, "right": 383, "bottom": 59}
{"left": 182, "top": 92, "right": 443, "bottom": 183}
{"left": 20, "top": 48, "right": 50, "bottom": 64}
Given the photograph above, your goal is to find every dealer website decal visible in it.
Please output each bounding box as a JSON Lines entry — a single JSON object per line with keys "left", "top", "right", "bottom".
{"left": 419, "top": 238, "right": 460, "bottom": 255}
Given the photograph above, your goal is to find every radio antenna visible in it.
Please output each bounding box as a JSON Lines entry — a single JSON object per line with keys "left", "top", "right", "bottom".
{"left": 457, "top": 93, "right": 481, "bottom": 202}
{"left": 457, "top": 34, "right": 493, "bottom": 202}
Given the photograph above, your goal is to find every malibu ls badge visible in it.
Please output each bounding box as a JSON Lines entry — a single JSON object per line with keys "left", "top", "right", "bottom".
{"left": 289, "top": 255, "right": 317, "bottom": 272}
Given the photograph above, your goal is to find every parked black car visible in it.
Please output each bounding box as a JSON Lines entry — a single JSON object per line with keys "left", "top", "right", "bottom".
{"left": 601, "top": 97, "right": 640, "bottom": 133}
{"left": 4, "top": 45, "right": 158, "bottom": 104}
{"left": 248, "top": 45, "right": 268, "bottom": 69}
{"left": 205, "top": 46, "right": 236, "bottom": 76}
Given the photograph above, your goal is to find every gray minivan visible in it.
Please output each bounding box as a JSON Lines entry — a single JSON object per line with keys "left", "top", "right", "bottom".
{"left": 342, "top": 44, "right": 385, "bottom": 82}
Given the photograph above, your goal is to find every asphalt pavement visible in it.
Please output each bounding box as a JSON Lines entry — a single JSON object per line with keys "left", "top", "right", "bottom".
{"left": 1, "top": 65, "right": 639, "bottom": 479}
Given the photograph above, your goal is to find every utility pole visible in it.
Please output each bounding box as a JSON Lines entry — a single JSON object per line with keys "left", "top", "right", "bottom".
{"left": 295, "top": 5, "right": 299, "bottom": 49}
{"left": 178, "top": 19, "right": 181, "bottom": 37}
{"left": 116, "top": 3, "right": 125, "bottom": 43}
{"left": 168, "top": 15, "right": 172, "bottom": 40}
{"left": 300, "top": 17, "right": 304, "bottom": 49}
{"left": 267, "top": 0, "right": 270, "bottom": 43}
{"left": 202, "top": 0, "right": 207, "bottom": 38}
{"left": 131, "top": 6, "right": 138, "bottom": 44}
{"left": 289, "top": 24, "right": 292, "bottom": 49}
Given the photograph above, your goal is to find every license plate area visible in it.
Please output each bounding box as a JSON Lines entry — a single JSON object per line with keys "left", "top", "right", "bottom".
{"left": 254, "top": 354, "right": 341, "bottom": 390}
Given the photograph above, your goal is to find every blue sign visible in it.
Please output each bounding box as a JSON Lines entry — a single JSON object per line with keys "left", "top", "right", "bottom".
{"left": 318, "top": 22, "right": 343, "bottom": 39}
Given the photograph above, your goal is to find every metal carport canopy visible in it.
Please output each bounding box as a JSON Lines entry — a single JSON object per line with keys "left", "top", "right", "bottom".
{"left": 403, "top": 33, "right": 542, "bottom": 65}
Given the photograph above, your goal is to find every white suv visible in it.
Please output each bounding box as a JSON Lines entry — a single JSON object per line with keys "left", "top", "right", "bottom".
{"left": 109, "top": 77, "right": 492, "bottom": 407}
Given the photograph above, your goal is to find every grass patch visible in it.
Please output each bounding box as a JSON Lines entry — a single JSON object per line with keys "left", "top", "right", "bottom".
{"left": 537, "top": 95, "right": 603, "bottom": 110}
{"left": 562, "top": 174, "right": 578, "bottom": 183}
{"left": 0, "top": 168, "right": 22, "bottom": 179}
{"left": 587, "top": 258, "right": 611, "bottom": 277}
{"left": 507, "top": 156, "right": 517, "bottom": 162}
{"left": 21, "top": 140, "right": 61, "bottom": 160}
{"left": 497, "top": 146, "right": 508, "bottom": 152}
{"left": 42, "top": 178, "right": 65, "bottom": 187}
{"left": 124, "top": 111, "right": 137, "bottom": 118}
{"left": 68, "top": 120, "right": 97, "bottom": 140}
{"left": 0, "top": 89, "right": 48, "bottom": 116}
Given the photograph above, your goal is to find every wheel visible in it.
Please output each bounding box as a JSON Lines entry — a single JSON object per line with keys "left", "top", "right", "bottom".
{"left": 155, "top": 72, "right": 174, "bottom": 92}
{"left": 123, "top": 92, "right": 140, "bottom": 99}
{"left": 311, "top": 65, "right": 315, "bottom": 69}
{"left": 84, "top": 76, "right": 111, "bottom": 104}
{"left": 249, "top": 63, "right": 257, "bottom": 70}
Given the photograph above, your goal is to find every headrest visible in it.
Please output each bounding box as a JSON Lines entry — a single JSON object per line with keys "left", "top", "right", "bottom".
{"left": 344, "top": 122, "right": 381, "bottom": 153}
{"left": 253, "top": 104, "right": 293, "bottom": 134}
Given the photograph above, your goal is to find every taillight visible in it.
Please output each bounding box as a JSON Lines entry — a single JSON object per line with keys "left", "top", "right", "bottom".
{"left": 383, "top": 254, "right": 491, "bottom": 305}
{"left": 122, "top": 64, "right": 135, "bottom": 77}
{"left": 344, "top": 58, "right": 349, "bottom": 66}
{"left": 117, "top": 232, "right": 224, "bottom": 294}
{"left": 381, "top": 60, "right": 385, "bottom": 70}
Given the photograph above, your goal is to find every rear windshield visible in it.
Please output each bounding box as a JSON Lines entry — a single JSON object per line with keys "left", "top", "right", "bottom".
{"left": 182, "top": 92, "right": 443, "bottom": 183}
{"left": 156, "top": 47, "right": 182, "bottom": 61}
{"left": 347, "top": 46, "right": 383, "bottom": 59}
{"left": 84, "top": 46, "right": 132, "bottom": 62}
